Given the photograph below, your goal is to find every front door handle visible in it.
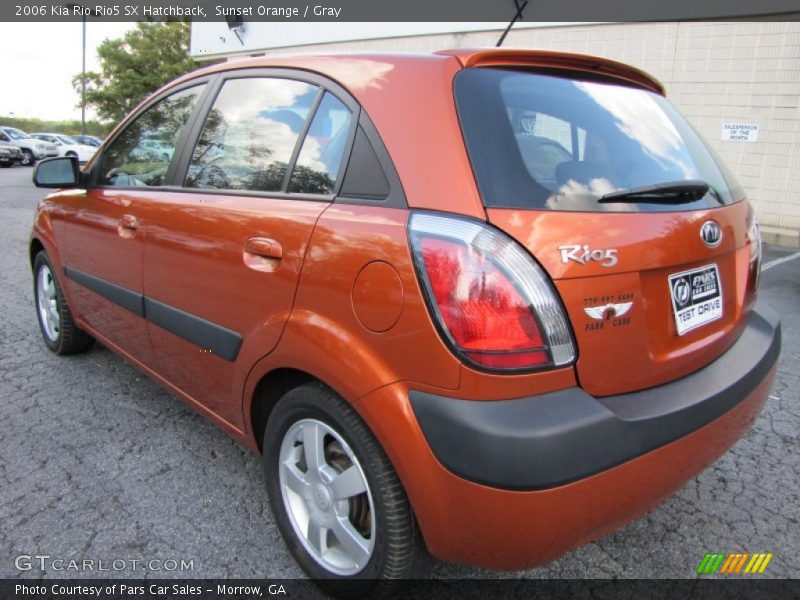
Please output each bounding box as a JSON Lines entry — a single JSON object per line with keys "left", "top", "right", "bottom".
{"left": 117, "top": 214, "right": 138, "bottom": 239}
{"left": 244, "top": 237, "right": 283, "bottom": 259}
{"left": 119, "top": 214, "right": 138, "bottom": 229}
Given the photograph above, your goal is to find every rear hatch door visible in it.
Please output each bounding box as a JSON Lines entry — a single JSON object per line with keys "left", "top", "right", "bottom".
{"left": 454, "top": 63, "right": 758, "bottom": 395}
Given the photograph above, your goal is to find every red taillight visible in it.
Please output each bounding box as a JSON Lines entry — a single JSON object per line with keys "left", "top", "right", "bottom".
{"left": 409, "top": 212, "right": 575, "bottom": 372}
{"left": 746, "top": 204, "right": 762, "bottom": 292}
{"left": 420, "top": 237, "right": 549, "bottom": 368}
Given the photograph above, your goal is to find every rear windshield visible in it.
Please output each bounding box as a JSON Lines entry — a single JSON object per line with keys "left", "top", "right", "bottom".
{"left": 454, "top": 68, "right": 744, "bottom": 212}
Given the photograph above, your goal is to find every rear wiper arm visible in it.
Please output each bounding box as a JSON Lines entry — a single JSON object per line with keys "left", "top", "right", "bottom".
{"left": 598, "top": 180, "right": 711, "bottom": 204}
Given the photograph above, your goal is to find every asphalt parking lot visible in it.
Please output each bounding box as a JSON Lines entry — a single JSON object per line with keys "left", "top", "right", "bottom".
{"left": 0, "top": 163, "right": 798, "bottom": 581}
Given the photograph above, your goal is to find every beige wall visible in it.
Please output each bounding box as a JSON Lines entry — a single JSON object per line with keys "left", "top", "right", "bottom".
{"left": 247, "top": 22, "right": 800, "bottom": 240}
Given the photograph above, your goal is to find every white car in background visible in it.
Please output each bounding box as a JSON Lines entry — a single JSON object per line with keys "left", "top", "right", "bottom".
{"left": 0, "top": 126, "right": 58, "bottom": 166}
{"left": 30, "top": 133, "right": 97, "bottom": 163}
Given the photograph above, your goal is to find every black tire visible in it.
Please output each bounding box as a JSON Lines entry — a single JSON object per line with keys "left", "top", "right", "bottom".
{"left": 263, "top": 383, "right": 426, "bottom": 598}
{"left": 21, "top": 149, "right": 35, "bottom": 166}
{"left": 0, "top": 162, "right": 11, "bottom": 168}
{"left": 33, "top": 251, "right": 94, "bottom": 355}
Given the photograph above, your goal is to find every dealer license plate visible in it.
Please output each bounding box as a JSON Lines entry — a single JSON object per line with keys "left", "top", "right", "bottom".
{"left": 668, "top": 264, "right": 723, "bottom": 336}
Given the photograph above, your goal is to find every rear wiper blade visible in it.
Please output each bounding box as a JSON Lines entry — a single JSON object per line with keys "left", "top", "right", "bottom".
{"left": 598, "top": 180, "right": 711, "bottom": 204}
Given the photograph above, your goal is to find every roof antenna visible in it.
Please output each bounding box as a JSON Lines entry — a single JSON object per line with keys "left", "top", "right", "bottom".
{"left": 496, "top": 0, "right": 529, "bottom": 47}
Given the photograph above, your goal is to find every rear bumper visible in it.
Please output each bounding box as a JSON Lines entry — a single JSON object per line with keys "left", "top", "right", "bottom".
{"left": 410, "top": 305, "right": 781, "bottom": 490}
{"left": 353, "top": 305, "right": 780, "bottom": 569}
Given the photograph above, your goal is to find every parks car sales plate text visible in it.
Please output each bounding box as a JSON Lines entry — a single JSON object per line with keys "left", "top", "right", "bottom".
{"left": 669, "top": 264, "right": 723, "bottom": 336}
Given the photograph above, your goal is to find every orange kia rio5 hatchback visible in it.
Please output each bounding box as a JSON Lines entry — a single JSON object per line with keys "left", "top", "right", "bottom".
{"left": 30, "top": 49, "right": 780, "bottom": 595}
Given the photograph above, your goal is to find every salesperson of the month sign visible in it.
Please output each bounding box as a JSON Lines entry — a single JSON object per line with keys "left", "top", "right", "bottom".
{"left": 722, "top": 123, "right": 760, "bottom": 142}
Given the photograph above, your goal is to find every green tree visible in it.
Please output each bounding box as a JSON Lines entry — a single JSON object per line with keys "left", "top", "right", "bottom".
{"left": 73, "top": 22, "right": 200, "bottom": 125}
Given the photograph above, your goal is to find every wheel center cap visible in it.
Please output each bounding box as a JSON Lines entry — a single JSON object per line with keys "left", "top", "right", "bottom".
{"left": 313, "top": 483, "right": 332, "bottom": 511}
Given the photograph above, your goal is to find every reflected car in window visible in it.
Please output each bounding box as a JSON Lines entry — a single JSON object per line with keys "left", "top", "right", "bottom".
{"left": 73, "top": 134, "right": 104, "bottom": 147}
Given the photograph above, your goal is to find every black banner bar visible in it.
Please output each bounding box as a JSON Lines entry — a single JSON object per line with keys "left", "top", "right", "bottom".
{"left": 2, "top": 579, "right": 800, "bottom": 600}
{"left": 4, "top": 0, "right": 800, "bottom": 22}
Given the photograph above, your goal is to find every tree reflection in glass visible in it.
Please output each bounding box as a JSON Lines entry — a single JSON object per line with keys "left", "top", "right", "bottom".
{"left": 288, "top": 92, "right": 353, "bottom": 195}
{"left": 185, "top": 78, "right": 317, "bottom": 193}
{"left": 100, "top": 85, "right": 204, "bottom": 187}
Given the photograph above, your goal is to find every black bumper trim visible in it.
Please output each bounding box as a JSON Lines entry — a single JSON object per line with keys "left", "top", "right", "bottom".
{"left": 410, "top": 304, "right": 781, "bottom": 491}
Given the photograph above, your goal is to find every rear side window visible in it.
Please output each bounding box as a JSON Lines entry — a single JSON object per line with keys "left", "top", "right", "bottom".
{"left": 288, "top": 92, "right": 353, "bottom": 194}
{"left": 185, "top": 77, "right": 318, "bottom": 193}
{"left": 98, "top": 85, "right": 204, "bottom": 187}
{"left": 455, "top": 68, "right": 744, "bottom": 212}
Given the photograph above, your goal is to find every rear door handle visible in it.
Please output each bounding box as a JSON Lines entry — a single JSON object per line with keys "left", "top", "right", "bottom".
{"left": 244, "top": 237, "right": 283, "bottom": 259}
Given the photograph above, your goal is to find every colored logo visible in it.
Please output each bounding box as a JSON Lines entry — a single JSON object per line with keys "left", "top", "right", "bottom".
{"left": 583, "top": 302, "right": 633, "bottom": 321}
{"left": 696, "top": 552, "right": 773, "bottom": 575}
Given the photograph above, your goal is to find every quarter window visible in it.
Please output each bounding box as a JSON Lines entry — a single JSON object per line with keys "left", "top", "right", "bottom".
{"left": 97, "top": 85, "right": 204, "bottom": 187}
{"left": 185, "top": 77, "right": 318, "bottom": 193}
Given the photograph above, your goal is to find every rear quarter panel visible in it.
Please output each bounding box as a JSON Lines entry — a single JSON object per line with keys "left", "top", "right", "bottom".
{"left": 242, "top": 204, "right": 463, "bottom": 441}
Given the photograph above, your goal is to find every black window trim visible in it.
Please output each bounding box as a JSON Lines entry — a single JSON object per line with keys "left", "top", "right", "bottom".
{"left": 174, "top": 68, "right": 362, "bottom": 200}
{"left": 88, "top": 66, "right": 407, "bottom": 208}
{"left": 281, "top": 87, "right": 326, "bottom": 192}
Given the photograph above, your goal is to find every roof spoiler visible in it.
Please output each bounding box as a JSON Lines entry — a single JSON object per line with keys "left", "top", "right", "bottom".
{"left": 436, "top": 48, "right": 665, "bottom": 95}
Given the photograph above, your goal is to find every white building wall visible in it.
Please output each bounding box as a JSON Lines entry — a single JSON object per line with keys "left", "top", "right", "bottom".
{"left": 228, "top": 22, "right": 800, "bottom": 242}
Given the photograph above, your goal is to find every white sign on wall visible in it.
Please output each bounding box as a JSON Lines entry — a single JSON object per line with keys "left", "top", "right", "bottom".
{"left": 722, "top": 123, "right": 759, "bottom": 142}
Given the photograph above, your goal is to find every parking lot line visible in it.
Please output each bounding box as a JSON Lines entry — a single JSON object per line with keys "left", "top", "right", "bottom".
{"left": 762, "top": 250, "right": 800, "bottom": 272}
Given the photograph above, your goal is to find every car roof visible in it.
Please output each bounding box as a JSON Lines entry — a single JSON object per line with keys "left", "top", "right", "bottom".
{"left": 167, "top": 48, "right": 664, "bottom": 96}
{"left": 114, "top": 49, "right": 665, "bottom": 219}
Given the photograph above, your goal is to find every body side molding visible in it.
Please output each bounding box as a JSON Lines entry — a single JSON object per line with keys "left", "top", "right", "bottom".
{"left": 63, "top": 265, "right": 242, "bottom": 361}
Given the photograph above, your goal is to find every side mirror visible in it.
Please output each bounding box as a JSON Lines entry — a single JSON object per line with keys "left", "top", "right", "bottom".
{"left": 33, "top": 156, "right": 81, "bottom": 189}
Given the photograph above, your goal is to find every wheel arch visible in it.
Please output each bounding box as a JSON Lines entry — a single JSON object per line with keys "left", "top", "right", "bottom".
{"left": 249, "top": 368, "right": 318, "bottom": 452}
{"left": 242, "top": 307, "right": 401, "bottom": 453}
{"left": 29, "top": 237, "right": 45, "bottom": 269}
{"left": 29, "top": 208, "right": 59, "bottom": 269}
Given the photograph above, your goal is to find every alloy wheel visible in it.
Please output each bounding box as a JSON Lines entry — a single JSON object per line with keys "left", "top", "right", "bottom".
{"left": 36, "top": 263, "right": 60, "bottom": 342}
{"left": 278, "top": 418, "right": 375, "bottom": 575}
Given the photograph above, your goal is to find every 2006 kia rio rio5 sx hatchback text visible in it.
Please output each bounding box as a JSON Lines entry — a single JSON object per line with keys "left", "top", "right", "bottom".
{"left": 29, "top": 49, "right": 780, "bottom": 595}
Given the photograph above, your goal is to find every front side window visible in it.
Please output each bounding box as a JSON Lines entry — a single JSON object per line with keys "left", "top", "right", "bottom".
{"left": 185, "top": 77, "right": 318, "bottom": 193}
{"left": 455, "top": 68, "right": 744, "bottom": 212}
{"left": 97, "top": 85, "right": 204, "bottom": 187}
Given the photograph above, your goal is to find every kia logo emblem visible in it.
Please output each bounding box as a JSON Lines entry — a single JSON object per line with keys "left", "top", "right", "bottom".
{"left": 700, "top": 221, "right": 722, "bottom": 247}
